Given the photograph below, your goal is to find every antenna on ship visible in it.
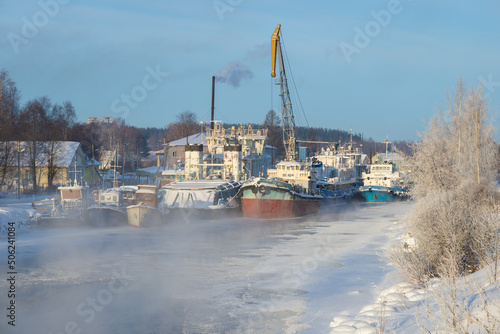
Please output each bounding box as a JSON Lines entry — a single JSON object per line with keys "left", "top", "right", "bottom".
{"left": 211, "top": 76, "right": 215, "bottom": 130}
{"left": 349, "top": 129, "right": 353, "bottom": 152}
{"left": 385, "top": 134, "right": 392, "bottom": 160}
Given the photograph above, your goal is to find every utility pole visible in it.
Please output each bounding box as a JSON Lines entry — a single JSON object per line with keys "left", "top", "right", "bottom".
{"left": 122, "top": 142, "right": 126, "bottom": 177}
{"left": 17, "top": 141, "right": 21, "bottom": 199}
{"left": 92, "top": 143, "right": 95, "bottom": 186}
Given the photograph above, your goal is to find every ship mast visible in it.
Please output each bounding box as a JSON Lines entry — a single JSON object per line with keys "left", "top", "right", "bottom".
{"left": 271, "top": 24, "right": 296, "bottom": 162}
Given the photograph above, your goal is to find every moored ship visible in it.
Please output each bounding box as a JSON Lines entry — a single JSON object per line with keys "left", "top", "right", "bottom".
{"left": 83, "top": 186, "right": 137, "bottom": 227}
{"left": 240, "top": 24, "right": 323, "bottom": 219}
{"left": 126, "top": 184, "right": 163, "bottom": 227}
{"left": 36, "top": 184, "right": 90, "bottom": 227}
{"left": 240, "top": 176, "right": 322, "bottom": 219}
{"left": 359, "top": 163, "right": 408, "bottom": 202}
{"left": 309, "top": 144, "right": 365, "bottom": 206}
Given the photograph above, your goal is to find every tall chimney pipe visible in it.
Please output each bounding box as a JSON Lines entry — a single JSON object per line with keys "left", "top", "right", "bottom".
{"left": 211, "top": 76, "right": 215, "bottom": 129}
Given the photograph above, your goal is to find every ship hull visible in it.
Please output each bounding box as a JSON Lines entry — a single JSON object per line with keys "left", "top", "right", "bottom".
{"left": 83, "top": 206, "right": 128, "bottom": 227}
{"left": 359, "top": 185, "right": 408, "bottom": 202}
{"left": 319, "top": 187, "right": 358, "bottom": 206}
{"left": 36, "top": 216, "right": 82, "bottom": 228}
{"left": 240, "top": 182, "right": 322, "bottom": 219}
{"left": 127, "top": 204, "right": 163, "bottom": 227}
{"left": 167, "top": 206, "right": 241, "bottom": 222}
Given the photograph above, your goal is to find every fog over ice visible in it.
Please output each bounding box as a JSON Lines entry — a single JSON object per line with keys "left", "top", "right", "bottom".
{"left": 0, "top": 202, "right": 412, "bottom": 333}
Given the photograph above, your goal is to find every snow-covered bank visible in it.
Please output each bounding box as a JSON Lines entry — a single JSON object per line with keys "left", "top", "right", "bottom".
{"left": 0, "top": 193, "right": 53, "bottom": 205}
{"left": 0, "top": 194, "right": 52, "bottom": 232}
{"left": 330, "top": 266, "right": 500, "bottom": 333}
{"left": 329, "top": 218, "right": 500, "bottom": 334}
{"left": 0, "top": 204, "right": 38, "bottom": 233}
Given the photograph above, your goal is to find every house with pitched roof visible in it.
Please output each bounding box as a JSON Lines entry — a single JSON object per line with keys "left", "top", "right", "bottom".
{"left": 0, "top": 141, "right": 97, "bottom": 192}
{"left": 164, "top": 133, "right": 208, "bottom": 168}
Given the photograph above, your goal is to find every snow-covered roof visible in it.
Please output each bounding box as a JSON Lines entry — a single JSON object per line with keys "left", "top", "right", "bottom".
{"left": 375, "top": 152, "right": 403, "bottom": 162}
{"left": 165, "top": 133, "right": 207, "bottom": 147}
{"left": 0, "top": 141, "right": 85, "bottom": 167}
{"left": 277, "top": 161, "right": 302, "bottom": 167}
{"left": 86, "top": 156, "right": 102, "bottom": 166}
{"left": 137, "top": 166, "right": 168, "bottom": 175}
{"left": 161, "top": 169, "right": 184, "bottom": 176}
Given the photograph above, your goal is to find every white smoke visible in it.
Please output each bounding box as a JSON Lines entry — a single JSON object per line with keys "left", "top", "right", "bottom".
{"left": 215, "top": 61, "right": 253, "bottom": 88}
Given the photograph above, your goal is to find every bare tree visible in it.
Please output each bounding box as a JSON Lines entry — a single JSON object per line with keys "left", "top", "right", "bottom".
{"left": 263, "top": 109, "right": 283, "bottom": 162}
{"left": 18, "top": 96, "right": 51, "bottom": 194}
{"left": 0, "top": 142, "right": 16, "bottom": 191}
{"left": 0, "top": 70, "right": 21, "bottom": 188}
{"left": 177, "top": 111, "right": 198, "bottom": 143}
{"left": 44, "top": 141, "right": 63, "bottom": 190}
{"left": 165, "top": 111, "right": 199, "bottom": 143}
{"left": 0, "top": 69, "right": 20, "bottom": 139}
{"left": 51, "top": 101, "right": 76, "bottom": 141}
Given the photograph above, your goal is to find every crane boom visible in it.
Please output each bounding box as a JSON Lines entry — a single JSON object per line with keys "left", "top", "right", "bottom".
{"left": 271, "top": 24, "right": 280, "bottom": 78}
{"left": 271, "top": 24, "right": 296, "bottom": 162}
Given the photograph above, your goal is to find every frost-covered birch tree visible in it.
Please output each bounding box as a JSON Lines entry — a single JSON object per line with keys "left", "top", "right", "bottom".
{"left": 390, "top": 79, "right": 498, "bottom": 285}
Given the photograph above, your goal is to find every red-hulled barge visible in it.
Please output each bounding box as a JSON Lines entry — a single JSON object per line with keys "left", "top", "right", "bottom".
{"left": 240, "top": 177, "right": 322, "bottom": 219}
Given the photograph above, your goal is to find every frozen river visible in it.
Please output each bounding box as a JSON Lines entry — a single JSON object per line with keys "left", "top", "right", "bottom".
{"left": 0, "top": 201, "right": 412, "bottom": 333}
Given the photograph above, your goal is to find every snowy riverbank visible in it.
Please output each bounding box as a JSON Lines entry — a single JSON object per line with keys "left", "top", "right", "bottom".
{"left": 333, "top": 264, "right": 500, "bottom": 333}
{"left": 0, "top": 198, "right": 42, "bottom": 233}
{"left": 329, "top": 212, "right": 500, "bottom": 334}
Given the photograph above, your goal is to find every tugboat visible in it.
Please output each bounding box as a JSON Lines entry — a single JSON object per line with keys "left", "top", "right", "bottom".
{"left": 83, "top": 186, "right": 137, "bottom": 227}
{"left": 126, "top": 184, "right": 163, "bottom": 227}
{"left": 359, "top": 137, "right": 408, "bottom": 202}
{"left": 240, "top": 24, "right": 323, "bottom": 219}
{"left": 310, "top": 138, "right": 365, "bottom": 206}
{"left": 359, "top": 163, "right": 408, "bottom": 201}
{"left": 36, "top": 183, "right": 91, "bottom": 227}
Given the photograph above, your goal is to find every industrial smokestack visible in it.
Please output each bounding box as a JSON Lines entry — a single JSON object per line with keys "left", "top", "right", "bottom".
{"left": 211, "top": 76, "right": 215, "bottom": 129}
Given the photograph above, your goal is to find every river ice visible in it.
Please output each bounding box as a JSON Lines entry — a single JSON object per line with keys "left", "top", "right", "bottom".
{"left": 0, "top": 201, "right": 412, "bottom": 333}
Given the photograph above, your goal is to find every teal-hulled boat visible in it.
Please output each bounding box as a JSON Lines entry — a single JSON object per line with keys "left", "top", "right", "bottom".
{"left": 359, "top": 185, "right": 407, "bottom": 202}
{"left": 359, "top": 163, "right": 408, "bottom": 202}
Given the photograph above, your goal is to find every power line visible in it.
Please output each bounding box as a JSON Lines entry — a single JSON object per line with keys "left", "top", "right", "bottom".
{"left": 280, "top": 31, "right": 309, "bottom": 128}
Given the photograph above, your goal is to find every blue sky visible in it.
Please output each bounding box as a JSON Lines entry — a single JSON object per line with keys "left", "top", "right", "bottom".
{"left": 1, "top": 0, "right": 499, "bottom": 141}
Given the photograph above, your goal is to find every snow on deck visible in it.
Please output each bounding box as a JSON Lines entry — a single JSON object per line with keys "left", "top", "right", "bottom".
{"left": 162, "top": 179, "right": 230, "bottom": 190}
{"left": 277, "top": 160, "right": 302, "bottom": 167}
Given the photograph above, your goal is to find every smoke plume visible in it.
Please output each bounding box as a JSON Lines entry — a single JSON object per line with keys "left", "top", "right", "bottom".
{"left": 215, "top": 61, "right": 253, "bottom": 88}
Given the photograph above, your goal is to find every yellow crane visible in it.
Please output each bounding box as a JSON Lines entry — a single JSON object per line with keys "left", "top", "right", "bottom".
{"left": 270, "top": 24, "right": 297, "bottom": 162}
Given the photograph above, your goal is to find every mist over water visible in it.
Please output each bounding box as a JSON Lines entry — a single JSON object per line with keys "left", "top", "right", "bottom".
{"left": 0, "top": 202, "right": 412, "bottom": 333}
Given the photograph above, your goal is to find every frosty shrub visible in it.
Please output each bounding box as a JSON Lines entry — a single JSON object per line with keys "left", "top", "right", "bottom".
{"left": 390, "top": 79, "right": 499, "bottom": 285}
